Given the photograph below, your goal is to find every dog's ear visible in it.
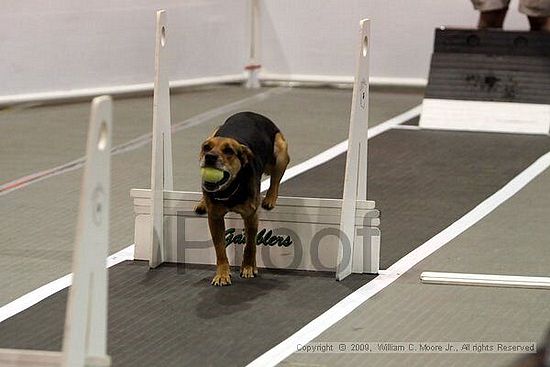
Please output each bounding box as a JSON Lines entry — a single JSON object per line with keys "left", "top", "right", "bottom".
{"left": 238, "top": 144, "right": 254, "bottom": 165}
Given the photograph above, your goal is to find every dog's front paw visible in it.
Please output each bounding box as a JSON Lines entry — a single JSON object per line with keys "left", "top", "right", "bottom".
{"left": 261, "top": 196, "right": 276, "bottom": 211}
{"left": 240, "top": 265, "right": 258, "bottom": 278}
{"left": 194, "top": 201, "right": 207, "bottom": 215}
{"left": 211, "top": 271, "right": 232, "bottom": 286}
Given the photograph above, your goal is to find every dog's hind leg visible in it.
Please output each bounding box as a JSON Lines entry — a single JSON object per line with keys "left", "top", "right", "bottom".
{"left": 241, "top": 211, "right": 258, "bottom": 278}
{"left": 262, "top": 132, "right": 290, "bottom": 210}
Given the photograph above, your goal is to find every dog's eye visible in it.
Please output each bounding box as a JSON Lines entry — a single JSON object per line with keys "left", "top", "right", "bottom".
{"left": 203, "top": 144, "right": 212, "bottom": 152}
{"left": 222, "top": 147, "right": 235, "bottom": 156}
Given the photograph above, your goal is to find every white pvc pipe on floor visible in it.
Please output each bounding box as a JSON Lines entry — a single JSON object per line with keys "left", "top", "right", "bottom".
{"left": 421, "top": 271, "right": 550, "bottom": 290}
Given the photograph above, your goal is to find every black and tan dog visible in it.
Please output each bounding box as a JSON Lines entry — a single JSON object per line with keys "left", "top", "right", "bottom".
{"left": 195, "top": 112, "right": 289, "bottom": 286}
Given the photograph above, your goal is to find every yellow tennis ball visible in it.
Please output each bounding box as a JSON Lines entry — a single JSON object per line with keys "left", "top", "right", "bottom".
{"left": 201, "top": 167, "right": 224, "bottom": 183}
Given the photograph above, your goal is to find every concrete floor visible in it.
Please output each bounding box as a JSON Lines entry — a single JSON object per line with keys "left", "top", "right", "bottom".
{"left": 2, "top": 84, "right": 548, "bottom": 367}
{"left": 0, "top": 84, "right": 422, "bottom": 305}
{"left": 0, "top": 85, "right": 260, "bottom": 183}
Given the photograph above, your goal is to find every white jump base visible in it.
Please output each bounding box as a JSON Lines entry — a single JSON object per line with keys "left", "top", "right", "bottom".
{"left": 0, "top": 350, "right": 109, "bottom": 367}
{"left": 132, "top": 190, "right": 380, "bottom": 273}
{"left": 420, "top": 98, "right": 550, "bottom": 135}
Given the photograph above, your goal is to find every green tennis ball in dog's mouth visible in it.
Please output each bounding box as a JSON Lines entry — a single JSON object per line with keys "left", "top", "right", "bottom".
{"left": 201, "top": 167, "right": 224, "bottom": 183}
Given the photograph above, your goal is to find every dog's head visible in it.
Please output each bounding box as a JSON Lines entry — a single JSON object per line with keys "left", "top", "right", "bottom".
{"left": 199, "top": 137, "right": 254, "bottom": 193}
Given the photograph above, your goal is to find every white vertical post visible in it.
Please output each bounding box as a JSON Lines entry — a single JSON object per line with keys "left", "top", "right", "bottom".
{"left": 363, "top": 227, "right": 380, "bottom": 274}
{"left": 62, "top": 96, "right": 112, "bottom": 367}
{"left": 150, "top": 10, "right": 174, "bottom": 268}
{"left": 245, "top": 0, "right": 261, "bottom": 88}
{"left": 336, "top": 20, "right": 370, "bottom": 281}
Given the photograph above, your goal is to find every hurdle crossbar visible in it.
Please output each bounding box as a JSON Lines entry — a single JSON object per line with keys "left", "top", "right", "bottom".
{"left": 132, "top": 13, "right": 380, "bottom": 280}
{"left": 0, "top": 96, "right": 113, "bottom": 367}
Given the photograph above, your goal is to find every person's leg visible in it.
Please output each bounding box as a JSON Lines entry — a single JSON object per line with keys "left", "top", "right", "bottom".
{"left": 471, "top": 0, "right": 511, "bottom": 28}
{"left": 520, "top": 0, "right": 550, "bottom": 31}
{"left": 479, "top": 8, "right": 509, "bottom": 28}
{"left": 527, "top": 16, "right": 550, "bottom": 30}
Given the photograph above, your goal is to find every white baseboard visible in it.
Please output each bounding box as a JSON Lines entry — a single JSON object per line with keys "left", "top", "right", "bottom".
{"left": 420, "top": 98, "right": 550, "bottom": 135}
{"left": 0, "top": 74, "right": 246, "bottom": 106}
{"left": 259, "top": 73, "right": 427, "bottom": 88}
{"left": 0, "top": 72, "right": 427, "bottom": 106}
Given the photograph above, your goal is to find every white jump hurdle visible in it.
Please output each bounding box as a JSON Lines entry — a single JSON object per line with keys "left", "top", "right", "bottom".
{"left": 0, "top": 96, "right": 113, "bottom": 366}
{"left": 131, "top": 12, "right": 380, "bottom": 280}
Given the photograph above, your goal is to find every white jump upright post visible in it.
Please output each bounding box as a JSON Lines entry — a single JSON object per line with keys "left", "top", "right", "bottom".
{"left": 0, "top": 96, "right": 112, "bottom": 367}
{"left": 336, "top": 19, "right": 377, "bottom": 281}
{"left": 62, "top": 96, "right": 112, "bottom": 367}
{"left": 149, "top": 9, "right": 174, "bottom": 268}
{"left": 245, "top": 0, "right": 261, "bottom": 88}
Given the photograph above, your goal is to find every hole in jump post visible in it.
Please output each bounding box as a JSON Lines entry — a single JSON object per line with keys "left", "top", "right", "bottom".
{"left": 97, "top": 121, "right": 108, "bottom": 151}
{"left": 362, "top": 35, "right": 368, "bottom": 57}
{"left": 161, "top": 26, "right": 166, "bottom": 47}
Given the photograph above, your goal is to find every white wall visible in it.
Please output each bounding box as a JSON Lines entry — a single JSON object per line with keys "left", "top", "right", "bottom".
{"left": 0, "top": 0, "right": 531, "bottom": 101}
{"left": 259, "top": 0, "right": 529, "bottom": 83}
{"left": 0, "top": 0, "right": 248, "bottom": 101}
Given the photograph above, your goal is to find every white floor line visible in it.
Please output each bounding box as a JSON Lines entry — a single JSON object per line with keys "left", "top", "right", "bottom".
{"left": 0, "top": 245, "right": 134, "bottom": 324}
{"left": 247, "top": 151, "right": 550, "bottom": 367}
{"left": 392, "top": 124, "right": 422, "bottom": 130}
{"left": 0, "top": 87, "right": 287, "bottom": 197}
{"left": 260, "top": 104, "right": 422, "bottom": 192}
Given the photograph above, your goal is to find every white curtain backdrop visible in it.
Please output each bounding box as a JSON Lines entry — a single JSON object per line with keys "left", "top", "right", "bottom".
{"left": 258, "top": 0, "right": 528, "bottom": 83}
{"left": 0, "top": 0, "right": 530, "bottom": 100}
{"left": 0, "top": 0, "right": 248, "bottom": 100}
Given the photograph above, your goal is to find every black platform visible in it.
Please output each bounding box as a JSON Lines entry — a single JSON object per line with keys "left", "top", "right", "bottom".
{"left": 425, "top": 28, "right": 550, "bottom": 104}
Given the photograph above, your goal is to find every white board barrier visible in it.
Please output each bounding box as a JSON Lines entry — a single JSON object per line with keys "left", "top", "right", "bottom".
{"left": 132, "top": 190, "right": 380, "bottom": 273}
{"left": 420, "top": 99, "right": 550, "bottom": 135}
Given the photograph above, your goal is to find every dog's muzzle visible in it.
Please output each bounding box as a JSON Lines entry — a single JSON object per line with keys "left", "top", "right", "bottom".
{"left": 204, "top": 153, "right": 218, "bottom": 166}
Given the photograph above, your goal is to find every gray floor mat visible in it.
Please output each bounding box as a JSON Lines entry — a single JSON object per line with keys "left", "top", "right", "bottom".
{"left": 279, "top": 129, "right": 550, "bottom": 269}
{"left": 0, "top": 262, "right": 371, "bottom": 367}
{"left": 0, "top": 87, "right": 422, "bottom": 304}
